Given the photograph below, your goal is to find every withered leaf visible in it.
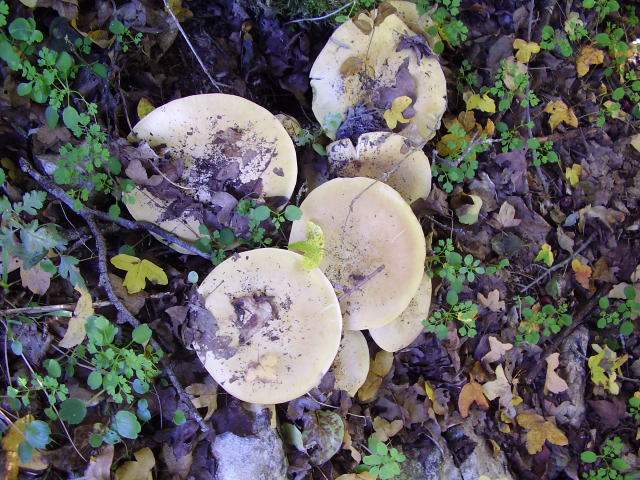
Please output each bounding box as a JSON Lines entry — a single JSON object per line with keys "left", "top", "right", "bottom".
{"left": 352, "top": 14, "right": 373, "bottom": 34}
{"left": 544, "top": 353, "right": 568, "bottom": 395}
{"left": 458, "top": 381, "right": 489, "bottom": 418}
{"left": 516, "top": 411, "right": 568, "bottom": 454}
{"left": 374, "top": 2, "right": 397, "bottom": 26}
{"left": 340, "top": 56, "right": 364, "bottom": 77}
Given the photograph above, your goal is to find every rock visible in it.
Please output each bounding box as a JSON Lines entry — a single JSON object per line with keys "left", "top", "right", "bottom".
{"left": 418, "top": 436, "right": 461, "bottom": 480}
{"left": 557, "top": 326, "right": 589, "bottom": 428}
{"left": 212, "top": 411, "right": 287, "bottom": 480}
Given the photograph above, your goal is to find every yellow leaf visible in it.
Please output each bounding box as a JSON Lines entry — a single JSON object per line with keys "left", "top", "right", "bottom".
{"left": 185, "top": 382, "right": 218, "bottom": 420}
{"left": 2, "top": 415, "right": 48, "bottom": 480}
{"left": 136, "top": 98, "right": 155, "bottom": 120}
{"left": 167, "top": 0, "right": 194, "bottom": 22}
{"left": 357, "top": 351, "right": 393, "bottom": 402}
{"left": 588, "top": 344, "right": 628, "bottom": 395}
{"left": 465, "top": 93, "right": 496, "bottom": 113}
{"left": 544, "top": 100, "right": 578, "bottom": 130}
{"left": 536, "top": 244, "right": 555, "bottom": 268}
{"left": 115, "top": 447, "right": 155, "bottom": 480}
{"left": 513, "top": 39, "right": 540, "bottom": 63}
{"left": 516, "top": 411, "right": 568, "bottom": 454}
{"left": 571, "top": 258, "right": 592, "bottom": 289}
{"left": 288, "top": 221, "right": 325, "bottom": 270}
{"left": 576, "top": 45, "right": 605, "bottom": 77}
{"left": 60, "top": 286, "right": 94, "bottom": 348}
{"left": 110, "top": 254, "right": 168, "bottom": 294}
{"left": 565, "top": 164, "right": 582, "bottom": 187}
{"left": 383, "top": 96, "right": 413, "bottom": 129}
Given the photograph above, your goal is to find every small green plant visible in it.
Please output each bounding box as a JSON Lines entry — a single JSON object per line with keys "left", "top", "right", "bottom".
{"left": 516, "top": 297, "right": 572, "bottom": 344}
{"left": 417, "top": 0, "right": 468, "bottom": 54}
{"left": 7, "top": 361, "right": 69, "bottom": 416}
{"left": 496, "top": 122, "right": 526, "bottom": 152}
{"left": 580, "top": 436, "right": 635, "bottom": 480}
{"left": 564, "top": 12, "right": 589, "bottom": 43}
{"left": 486, "top": 59, "right": 540, "bottom": 112}
{"left": 583, "top": 0, "right": 620, "bottom": 22}
{"left": 334, "top": 0, "right": 378, "bottom": 22}
{"left": 108, "top": 20, "right": 142, "bottom": 52}
{"left": 456, "top": 59, "right": 480, "bottom": 94}
{"left": 424, "top": 300, "right": 478, "bottom": 339}
{"left": 14, "top": 419, "right": 51, "bottom": 463}
{"left": 527, "top": 138, "right": 559, "bottom": 166}
{"left": 596, "top": 288, "right": 640, "bottom": 336}
{"left": 356, "top": 436, "right": 406, "bottom": 479}
{"left": 628, "top": 394, "right": 640, "bottom": 422}
{"left": 540, "top": 26, "right": 573, "bottom": 57}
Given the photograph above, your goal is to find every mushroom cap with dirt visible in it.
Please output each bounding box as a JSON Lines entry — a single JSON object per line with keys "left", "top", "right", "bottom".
{"left": 309, "top": 8, "right": 446, "bottom": 145}
{"left": 369, "top": 273, "right": 432, "bottom": 352}
{"left": 332, "top": 330, "right": 370, "bottom": 396}
{"left": 125, "top": 93, "right": 298, "bottom": 250}
{"left": 194, "top": 248, "right": 342, "bottom": 404}
{"left": 288, "top": 177, "right": 426, "bottom": 331}
{"left": 327, "top": 131, "right": 431, "bottom": 204}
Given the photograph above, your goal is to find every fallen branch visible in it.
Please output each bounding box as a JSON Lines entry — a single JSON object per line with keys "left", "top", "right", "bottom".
{"left": 19, "top": 159, "right": 209, "bottom": 259}
{"left": 285, "top": 1, "right": 355, "bottom": 25}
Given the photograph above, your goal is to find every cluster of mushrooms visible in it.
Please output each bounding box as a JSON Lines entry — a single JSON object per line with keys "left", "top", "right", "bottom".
{"left": 124, "top": 1, "right": 447, "bottom": 405}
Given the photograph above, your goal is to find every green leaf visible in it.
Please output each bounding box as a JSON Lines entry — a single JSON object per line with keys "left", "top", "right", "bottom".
{"left": 24, "top": 420, "right": 51, "bottom": 449}
{"left": 55, "top": 51, "right": 74, "bottom": 77}
{"left": 250, "top": 205, "right": 271, "bottom": 222}
{"left": 612, "top": 87, "right": 625, "bottom": 101}
{"left": 109, "top": 19, "right": 126, "bottom": 35}
{"left": 173, "top": 409, "right": 186, "bottom": 425}
{"left": 288, "top": 221, "right": 325, "bottom": 270}
{"left": 612, "top": 457, "right": 629, "bottom": 471}
{"left": 59, "top": 398, "right": 87, "bottom": 425}
{"left": 62, "top": 106, "right": 81, "bottom": 132}
{"left": 87, "top": 371, "right": 102, "bottom": 389}
{"left": 92, "top": 63, "right": 108, "bottom": 79}
{"left": 187, "top": 271, "right": 198, "bottom": 283}
{"left": 17, "top": 82, "right": 32, "bottom": 96}
{"left": 580, "top": 451, "right": 598, "bottom": 463}
{"left": 113, "top": 410, "right": 141, "bottom": 439}
{"left": 108, "top": 203, "right": 120, "bottom": 219}
{"left": 9, "top": 18, "right": 34, "bottom": 41}
{"left": 0, "top": 39, "right": 21, "bottom": 69}
{"left": 45, "top": 106, "right": 59, "bottom": 128}
{"left": 132, "top": 324, "right": 152, "bottom": 345}
{"left": 58, "top": 255, "right": 85, "bottom": 287}
{"left": 44, "top": 359, "right": 61, "bottom": 378}
{"left": 0, "top": 167, "right": 5, "bottom": 185}
{"left": 620, "top": 321, "right": 634, "bottom": 336}
{"left": 284, "top": 204, "right": 302, "bottom": 221}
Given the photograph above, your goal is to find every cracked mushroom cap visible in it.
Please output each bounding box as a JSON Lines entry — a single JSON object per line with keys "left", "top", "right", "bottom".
{"left": 125, "top": 93, "right": 298, "bottom": 249}
{"left": 332, "top": 330, "right": 370, "bottom": 396}
{"left": 327, "top": 131, "right": 431, "bottom": 204}
{"left": 369, "top": 273, "right": 432, "bottom": 352}
{"left": 194, "top": 248, "right": 342, "bottom": 404}
{"left": 289, "top": 177, "right": 426, "bottom": 331}
{"left": 309, "top": 9, "right": 446, "bottom": 145}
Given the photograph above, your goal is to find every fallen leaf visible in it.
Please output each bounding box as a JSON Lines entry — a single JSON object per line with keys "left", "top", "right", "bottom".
{"left": 109, "top": 273, "right": 147, "bottom": 314}
{"left": 491, "top": 201, "right": 521, "bottom": 228}
{"left": 136, "top": 98, "right": 155, "bottom": 120}
{"left": 576, "top": 45, "right": 605, "bottom": 77}
{"left": 161, "top": 444, "right": 192, "bottom": 480}
{"left": 516, "top": 411, "right": 568, "bottom": 454}
{"left": 588, "top": 344, "right": 628, "bottom": 395}
{"left": 478, "top": 291, "right": 506, "bottom": 313}
{"left": 372, "top": 416, "right": 403, "bottom": 442}
{"left": 565, "top": 164, "right": 582, "bottom": 186}
{"left": 458, "top": 381, "right": 489, "bottom": 418}
{"left": 455, "top": 194, "right": 483, "bottom": 225}
{"left": 465, "top": 93, "right": 496, "bottom": 113}
{"left": 124, "top": 159, "right": 163, "bottom": 187}
{"left": 535, "top": 243, "right": 554, "bottom": 267}
{"left": 556, "top": 227, "right": 574, "bottom": 253}
{"left": 630, "top": 134, "right": 640, "bottom": 152}
{"left": 481, "top": 336, "right": 513, "bottom": 363}
{"left": 424, "top": 381, "right": 448, "bottom": 416}
{"left": 544, "top": 100, "right": 578, "bottom": 130}
{"left": 114, "top": 447, "right": 155, "bottom": 480}
{"left": 513, "top": 39, "right": 540, "bottom": 63}
{"left": 632, "top": 264, "right": 640, "bottom": 283}
{"left": 336, "top": 474, "right": 376, "bottom": 480}
{"left": 571, "top": 258, "right": 592, "bottom": 289}
{"left": 579, "top": 205, "right": 625, "bottom": 231}
{"left": 84, "top": 445, "right": 114, "bottom": 480}
{"left": 482, "top": 364, "right": 513, "bottom": 408}
{"left": 185, "top": 382, "right": 218, "bottom": 420}
{"left": 383, "top": 96, "right": 413, "bottom": 129}
{"left": 288, "top": 221, "right": 325, "bottom": 270}
{"left": 302, "top": 410, "right": 344, "bottom": 465}
{"left": 603, "top": 100, "right": 629, "bottom": 120}
{"left": 167, "top": 0, "right": 193, "bottom": 22}
{"left": 340, "top": 56, "right": 364, "bottom": 77}
{"left": 358, "top": 351, "right": 393, "bottom": 402}
{"left": 19, "top": 263, "right": 52, "bottom": 295}
{"left": 1, "top": 415, "right": 48, "bottom": 480}
{"left": 545, "top": 353, "right": 569, "bottom": 394}
{"left": 59, "top": 286, "right": 94, "bottom": 348}
{"left": 110, "top": 254, "right": 168, "bottom": 294}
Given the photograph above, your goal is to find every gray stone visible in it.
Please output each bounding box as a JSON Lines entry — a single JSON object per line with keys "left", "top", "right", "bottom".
{"left": 558, "top": 325, "right": 589, "bottom": 428}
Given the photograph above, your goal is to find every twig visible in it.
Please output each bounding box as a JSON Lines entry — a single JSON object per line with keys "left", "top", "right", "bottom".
{"left": 335, "top": 265, "right": 385, "bottom": 300}
{"left": 285, "top": 1, "right": 355, "bottom": 25}
{"left": 19, "top": 158, "right": 209, "bottom": 258}
{"left": 522, "top": 233, "right": 596, "bottom": 292}
{"left": 162, "top": 0, "right": 226, "bottom": 92}
{"left": 0, "top": 301, "right": 112, "bottom": 317}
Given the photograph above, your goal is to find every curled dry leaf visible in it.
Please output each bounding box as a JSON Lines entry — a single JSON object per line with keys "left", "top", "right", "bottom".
{"left": 357, "top": 351, "right": 394, "bottom": 402}
{"left": 516, "top": 411, "right": 568, "bottom": 454}
{"left": 59, "top": 286, "right": 94, "bottom": 349}
{"left": 458, "top": 381, "right": 489, "bottom": 418}
{"left": 114, "top": 447, "right": 155, "bottom": 480}
{"left": 481, "top": 337, "right": 513, "bottom": 363}
{"left": 20, "top": 262, "right": 52, "bottom": 295}
{"left": 185, "top": 382, "right": 218, "bottom": 420}
{"left": 490, "top": 201, "right": 521, "bottom": 229}
{"left": 544, "top": 353, "right": 569, "bottom": 395}
{"left": 372, "top": 416, "right": 403, "bottom": 442}
{"left": 544, "top": 100, "right": 578, "bottom": 130}
{"left": 478, "top": 291, "right": 506, "bottom": 313}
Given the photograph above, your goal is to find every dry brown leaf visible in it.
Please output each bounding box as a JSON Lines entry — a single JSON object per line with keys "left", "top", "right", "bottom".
{"left": 481, "top": 337, "right": 513, "bottom": 363}
{"left": 109, "top": 273, "right": 147, "bottom": 315}
{"left": 491, "top": 201, "right": 521, "bottom": 228}
{"left": 544, "top": 100, "right": 578, "bottom": 130}
{"left": 161, "top": 444, "right": 192, "bottom": 480}
{"left": 185, "top": 382, "right": 218, "bottom": 420}
{"left": 84, "top": 445, "right": 114, "bottom": 480}
{"left": 59, "top": 286, "right": 94, "bottom": 348}
{"left": 458, "top": 381, "right": 489, "bottom": 418}
{"left": 571, "top": 258, "right": 592, "bottom": 290}
{"left": 19, "top": 263, "right": 52, "bottom": 295}
{"left": 372, "top": 416, "right": 403, "bottom": 442}
{"left": 357, "top": 351, "right": 393, "bottom": 402}
{"left": 631, "top": 264, "right": 640, "bottom": 283}
{"left": 516, "top": 411, "right": 568, "bottom": 454}
{"left": 482, "top": 364, "right": 513, "bottom": 408}
{"left": 576, "top": 45, "right": 605, "bottom": 77}
{"left": 340, "top": 56, "right": 364, "bottom": 77}
{"left": 630, "top": 134, "right": 640, "bottom": 153}
{"left": 114, "top": 447, "right": 155, "bottom": 480}
{"left": 544, "top": 353, "right": 569, "bottom": 395}
{"left": 424, "top": 381, "right": 448, "bottom": 416}
{"left": 556, "top": 227, "right": 574, "bottom": 253}
{"left": 336, "top": 473, "right": 376, "bottom": 480}
{"left": 477, "top": 290, "right": 506, "bottom": 313}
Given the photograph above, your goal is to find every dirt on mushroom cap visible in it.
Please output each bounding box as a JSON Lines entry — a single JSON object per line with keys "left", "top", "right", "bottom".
{"left": 289, "top": 177, "right": 426, "bottom": 331}
{"left": 194, "top": 248, "right": 342, "bottom": 405}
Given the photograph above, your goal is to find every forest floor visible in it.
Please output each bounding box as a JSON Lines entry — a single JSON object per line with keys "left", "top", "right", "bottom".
{"left": 1, "top": 0, "right": 640, "bottom": 479}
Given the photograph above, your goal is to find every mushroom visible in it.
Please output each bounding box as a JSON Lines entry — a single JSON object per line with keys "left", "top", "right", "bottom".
{"left": 327, "top": 131, "right": 431, "bottom": 204}
{"left": 369, "top": 273, "right": 432, "bottom": 352}
{"left": 288, "top": 177, "right": 425, "bottom": 331}
{"left": 309, "top": 7, "right": 446, "bottom": 145}
{"left": 385, "top": 0, "right": 435, "bottom": 37}
{"left": 331, "top": 331, "right": 370, "bottom": 396}
{"left": 125, "top": 93, "right": 298, "bottom": 251}
{"left": 194, "top": 248, "right": 342, "bottom": 404}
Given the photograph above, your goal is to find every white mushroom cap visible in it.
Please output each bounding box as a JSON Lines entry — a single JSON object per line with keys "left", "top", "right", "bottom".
{"left": 289, "top": 177, "right": 426, "bottom": 331}
{"left": 125, "top": 94, "right": 298, "bottom": 250}
{"left": 310, "top": 11, "right": 446, "bottom": 145}
{"left": 332, "top": 330, "right": 370, "bottom": 396}
{"left": 369, "top": 273, "right": 432, "bottom": 352}
{"left": 195, "top": 248, "right": 342, "bottom": 404}
{"left": 386, "top": 0, "right": 434, "bottom": 37}
{"left": 327, "top": 131, "right": 431, "bottom": 204}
